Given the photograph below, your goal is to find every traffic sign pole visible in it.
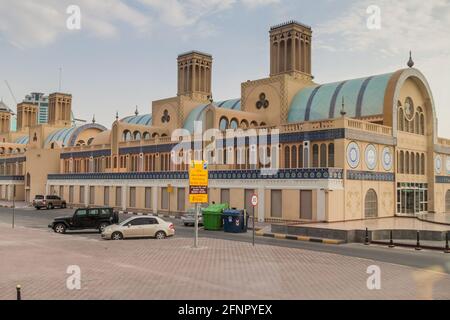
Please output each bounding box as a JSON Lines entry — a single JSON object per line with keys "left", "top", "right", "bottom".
{"left": 194, "top": 203, "right": 199, "bottom": 248}
{"left": 251, "top": 194, "right": 258, "bottom": 247}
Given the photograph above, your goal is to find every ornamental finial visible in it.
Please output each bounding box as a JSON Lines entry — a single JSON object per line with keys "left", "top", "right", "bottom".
{"left": 407, "top": 51, "right": 415, "bottom": 68}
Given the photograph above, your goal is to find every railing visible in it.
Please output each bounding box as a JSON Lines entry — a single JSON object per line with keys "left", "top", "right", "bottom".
{"left": 438, "top": 137, "right": 450, "bottom": 147}
{"left": 346, "top": 118, "right": 392, "bottom": 136}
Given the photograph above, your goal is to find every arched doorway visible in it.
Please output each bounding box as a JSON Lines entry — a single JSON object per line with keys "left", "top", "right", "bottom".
{"left": 365, "top": 189, "right": 378, "bottom": 218}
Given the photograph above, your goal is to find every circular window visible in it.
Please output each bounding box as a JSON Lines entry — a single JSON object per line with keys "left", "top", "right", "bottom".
{"left": 382, "top": 147, "right": 393, "bottom": 171}
{"left": 256, "top": 93, "right": 269, "bottom": 109}
{"left": 347, "top": 142, "right": 360, "bottom": 169}
{"left": 404, "top": 97, "right": 415, "bottom": 121}
{"left": 365, "top": 145, "right": 377, "bottom": 170}
{"left": 436, "top": 155, "right": 442, "bottom": 174}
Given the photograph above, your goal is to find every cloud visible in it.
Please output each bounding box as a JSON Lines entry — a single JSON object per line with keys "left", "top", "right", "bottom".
{"left": 315, "top": 0, "right": 450, "bottom": 137}
{"left": 0, "top": 0, "right": 280, "bottom": 48}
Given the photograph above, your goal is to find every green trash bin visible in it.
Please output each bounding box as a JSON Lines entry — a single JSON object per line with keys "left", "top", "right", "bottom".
{"left": 202, "top": 203, "right": 229, "bottom": 230}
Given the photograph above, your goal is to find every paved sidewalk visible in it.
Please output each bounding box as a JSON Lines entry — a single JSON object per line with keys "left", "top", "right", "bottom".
{"left": 0, "top": 223, "right": 449, "bottom": 300}
{"left": 0, "top": 201, "right": 31, "bottom": 209}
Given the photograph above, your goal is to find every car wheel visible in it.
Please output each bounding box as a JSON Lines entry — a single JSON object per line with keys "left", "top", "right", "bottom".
{"left": 184, "top": 223, "right": 189, "bottom": 226}
{"left": 54, "top": 223, "right": 66, "bottom": 234}
{"left": 111, "top": 232, "right": 123, "bottom": 240}
{"left": 61, "top": 203, "right": 67, "bottom": 209}
{"left": 47, "top": 203, "right": 53, "bottom": 210}
{"left": 36, "top": 207, "right": 40, "bottom": 210}
{"left": 99, "top": 223, "right": 109, "bottom": 233}
{"left": 155, "top": 231, "right": 166, "bottom": 240}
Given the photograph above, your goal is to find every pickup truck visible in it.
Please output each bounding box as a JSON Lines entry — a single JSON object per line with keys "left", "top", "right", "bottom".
{"left": 48, "top": 207, "right": 119, "bottom": 234}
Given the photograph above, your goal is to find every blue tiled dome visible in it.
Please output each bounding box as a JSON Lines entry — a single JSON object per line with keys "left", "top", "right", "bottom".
{"left": 121, "top": 114, "right": 152, "bottom": 126}
{"left": 184, "top": 99, "right": 241, "bottom": 133}
{"left": 288, "top": 73, "right": 394, "bottom": 122}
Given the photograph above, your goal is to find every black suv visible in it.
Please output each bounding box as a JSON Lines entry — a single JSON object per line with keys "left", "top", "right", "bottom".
{"left": 48, "top": 207, "right": 119, "bottom": 234}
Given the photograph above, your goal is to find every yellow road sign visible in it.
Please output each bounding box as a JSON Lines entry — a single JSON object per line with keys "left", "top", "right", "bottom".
{"left": 189, "top": 160, "right": 208, "bottom": 203}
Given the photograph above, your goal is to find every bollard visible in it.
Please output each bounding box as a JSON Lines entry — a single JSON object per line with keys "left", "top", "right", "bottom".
{"left": 16, "top": 285, "right": 21, "bottom": 301}
{"left": 445, "top": 232, "right": 449, "bottom": 254}
{"left": 415, "top": 231, "right": 422, "bottom": 251}
{"left": 388, "top": 230, "right": 395, "bottom": 248}
{"left": 364, "top": 228, "right": 370, "bottom": 245}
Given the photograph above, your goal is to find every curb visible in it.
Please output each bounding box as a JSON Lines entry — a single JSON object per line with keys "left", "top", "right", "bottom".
{"left": 257, "top": 230, "right": 344, "bottom": 245}
{"left": 123, "top": 211, "right": 183, "bottom": 220}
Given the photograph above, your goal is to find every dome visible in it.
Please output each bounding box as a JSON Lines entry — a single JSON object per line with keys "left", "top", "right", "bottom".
{"left": 184, "top": 98, "right": 241, "bottom": 133}
{"left": 288, "top": 72, "right": 394, "bottom": 123}
{"left": 121, "top": 114, "right": 152, "bottom": 126}
{"left": 45, "top": 123, "right": 107, "bottom": 147}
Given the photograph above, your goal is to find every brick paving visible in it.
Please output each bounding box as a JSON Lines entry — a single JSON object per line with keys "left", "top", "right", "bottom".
{"left": 0, "top": 223, "right": 449, "bottom": 300}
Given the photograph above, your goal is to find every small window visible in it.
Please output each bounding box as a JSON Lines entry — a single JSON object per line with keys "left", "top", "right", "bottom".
{"left": 89, "top": 209, "right": 100, "bottom": 216}
{"left": 76, "top": 209, "right": 88, "bottom": 217}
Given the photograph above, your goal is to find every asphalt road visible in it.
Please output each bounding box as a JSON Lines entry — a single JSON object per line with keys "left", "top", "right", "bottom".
{"left": 1, "top": 207, "right": 449, "bottom": 274}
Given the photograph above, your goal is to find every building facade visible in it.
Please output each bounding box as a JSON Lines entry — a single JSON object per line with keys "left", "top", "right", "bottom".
{"left": 24, "top": 92, "right": 49, "bottom": 124}
{"left": 1, "top": 21, "right": 449, "bottom": 223}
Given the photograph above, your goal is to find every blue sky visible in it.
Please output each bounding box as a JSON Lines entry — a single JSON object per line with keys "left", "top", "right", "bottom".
{"left": 1, "top": 0, "right": 449, "bottom": 136}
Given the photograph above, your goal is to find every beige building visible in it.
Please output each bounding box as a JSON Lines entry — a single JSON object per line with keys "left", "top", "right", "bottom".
{"left": 1, "top": 21, "right": 449, "bottom": 223}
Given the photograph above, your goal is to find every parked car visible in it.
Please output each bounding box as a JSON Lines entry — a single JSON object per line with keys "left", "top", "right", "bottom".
{"left": 181, "top": 208, "right": 204, "bottom": 226}
{"left": 48, "top": 207, "right": 119, "bottom": 234}
{"left": 101, "top": 216, "right": 175, "bottom": 240}
{"left": 33, "top": 195, "right": 66, "bottom": 210}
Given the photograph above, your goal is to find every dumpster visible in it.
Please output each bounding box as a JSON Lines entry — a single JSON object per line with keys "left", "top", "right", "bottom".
{"left": 202, "top": 203, "right": 229, "bottom": 230}
{"left": 222, "top": 209, "right": 248, "bottom": 233}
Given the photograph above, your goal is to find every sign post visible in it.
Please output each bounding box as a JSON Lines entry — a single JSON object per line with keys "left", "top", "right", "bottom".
{"left": 189, "top": 161, "right": 209, "bottom": 248}
{"left": 251, "top": 194, "right": 258, "bottom": 246}
{"left": 167, "top": 184, "right": 173, "bottom": 216}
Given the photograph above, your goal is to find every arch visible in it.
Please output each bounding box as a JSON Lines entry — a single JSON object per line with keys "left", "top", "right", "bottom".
{"left": 415, "top": 153, "right": 420, "bottom": 175}
{"left": 328, "top": 143, "right": 335, "bottom": 167}
{"left": 398, "top": 106, "right": 404, "bottom": 131}
{"left": 312, "top": 144, "right": 319, "bottom": 167}
{"left": 414, "top": 112, "right": 420, "bottom": 134}
{"left": 123, "top": 130, "right": 132, "bottom": 141}
{"left": 291, "top": 145, "right": 297, "bottom": 168}
{"left": 87, "top": 137, "right": 94, "bottom": 145}
{"left": 219, "top": 117, "right": 229, "bottom": 131}
{"left": 230, "top": 118, "right": 239, "bottom": 130}
{"left": 240, "top": 119, "right": 249, "bottom": 129}
{"left": 250, "top": 121, "right": 258, "bottom": 128}
{"left": 320, "top": 143, "right": 327, "bottom": 167}
{"left": 405, "top": 152, "right": 410, "bottom": 174}
{"left": 284, "top": 146, "right": 291, "bottom": 169}
{"left": 133, "top": 131, "right": 141, "bottom": 140}
{"left": 152, "top": 133, "right": 159, "bottom": 138}
{"left": 26, "top": 173, "right": 31, "bottom": 187}
{"left": 420, "top": 153, "right": 425, "bottom": 175}
{"left": 420, "top": 113, "right": 425, "bottom": 135}
{"left": 399, "top": 151, "right": 404, "bottom": 174}
{"left": 143, "top": 132, "right": 151, "bottom": 140}
{"left": 446, "top": 190, "right": 450, "bottom": 212}
{"left": 260, "top": 122, "right": 267, "bottom": 127}
{"left": 411, "top": 152, "right": 416, "bottom": 175}
{"left": 365, "top": 189, "right": 378, "bottom": 218}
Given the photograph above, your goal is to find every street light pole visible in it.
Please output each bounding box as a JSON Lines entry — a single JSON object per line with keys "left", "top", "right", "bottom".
{"left": 12, "top": 185, "right": 16, "bottom": 229}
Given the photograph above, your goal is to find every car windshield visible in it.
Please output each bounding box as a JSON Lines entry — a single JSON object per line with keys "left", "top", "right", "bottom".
{"left": 35, "top": 195, "right": 44, "bottom": 199}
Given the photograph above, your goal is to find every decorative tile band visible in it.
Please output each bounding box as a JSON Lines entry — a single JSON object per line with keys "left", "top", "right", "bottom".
{"left": 0, "top": 175, "right": 25, "bottom": 181}
{"left": 436, "top": 176, "right": 450, "bottom": 184}
{"left": 347, "top": 170, "right": 395, "bottom": 181}
{"left": 48, "top": 168, "right": 344, "bottom": 181}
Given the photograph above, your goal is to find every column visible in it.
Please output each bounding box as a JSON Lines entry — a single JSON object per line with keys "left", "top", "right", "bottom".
{"left": 85, "top": 185, "right": 89, "bottom": 207}
{"left": 152, "top": 187, "right": 159, "bottom": 214}
{"left": 192, "top": 61, "right": 196, "bottom": 93}
{"left": 291, "top": 35, "right": 296, "bottom": 72}
{"left": 257, "top": 187, "right": 265, "bottom": 222}
{"left": 122, "top": 184, "right": 127, "bottom": 211}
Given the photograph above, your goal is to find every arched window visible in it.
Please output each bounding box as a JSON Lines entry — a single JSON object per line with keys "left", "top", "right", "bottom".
{"left": 298, "top": 145, "right": 304, "bottom": 168}
{"left": 260, "top": 122, "right": 267, "bottom": 127}
{"left": 420, "top": 114, "right": 425, "bottom": 135}
{"left": 320, "top": 144, "right": 327, "bottom": 167}
{"left": 291, "top": 146, "right": 297, "bottom": 168}
{"left": 123, "top": 130, "right": 131, "bottom": 141}
{"left": 446, "top": 190, "right": 450, "bottom": 212}
{"left": 411, "top": 153, "right": 416, "bottom": 175}
{"left": 421, "top": 154, "right": 425, "bottom": 175}
{"left": 399, "top": 151, "right": 404, "bottom": 174}
{"left": 312, "top": 144, "right": 319, "bottom": 167}
{"left": 133, "top": 131, "right": 141, "bottom": 140}
{"left": 26, "top": 173, "right": 31, "bottom": 187}
{"left": 219, "top": 117, "right": 228, "bottom": 131}
{"left": 415, "top": 153, "right": 420, "bottom": 175}
{"left": 328, "top": 143, "right": 335, "bottom": 167}
{"left": 143, "top": 132, "right": 150, "bottom": 140}
{"left": 405, "top": 152, "right": 410, "bottom": 174}
{"left": 414, "top": 113, "right": 420, "bottom": 134}
{"left": 152, "top": 133, "right": 159, "bottom": 138}
{"left": 87, "top": 138, "right": 94, "bottom": 145}
{"left": 284, "top": 146, "right": 291, "bottom": 169}
{"left": 398, "top": 108, "right": 404, "bottom": 131}
{"left": 230, "top": 118, "right": 239, "bottom": 130}
{"left": 240, "top": 120, "right": 249, "bottom": 129}
{"left": 250, "top": 121, "right": 258, "bottom": 128}
{"left": 365, "top": 189, "right": 378, "bottom": 218}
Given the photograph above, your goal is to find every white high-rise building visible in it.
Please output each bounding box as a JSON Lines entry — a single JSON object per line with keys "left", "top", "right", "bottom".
{"left": 24, "top": 92, "right": 49, "bottom": 124}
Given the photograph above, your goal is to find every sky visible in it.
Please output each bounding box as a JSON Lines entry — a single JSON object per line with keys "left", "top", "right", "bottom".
{"left": 0, "top": 0, "right": 449, "bottom": 136}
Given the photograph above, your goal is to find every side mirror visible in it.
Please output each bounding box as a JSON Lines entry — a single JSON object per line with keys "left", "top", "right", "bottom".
{"left": 128, "top": 224, "right": 132, "bottom": 228}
